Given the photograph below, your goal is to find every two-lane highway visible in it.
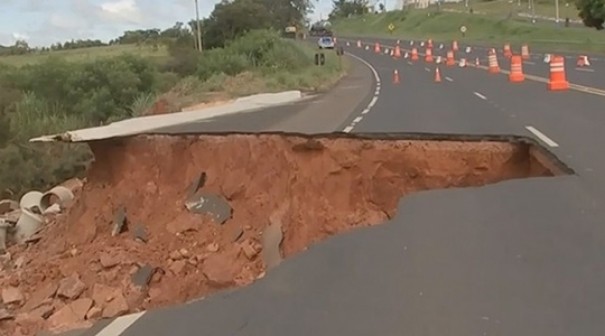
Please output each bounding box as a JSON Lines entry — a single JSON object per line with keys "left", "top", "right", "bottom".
{"left": 344, "top": 37, "right": 605, "bottom": 90}
{"left": 60, "top": 38, "right": 605, "bottom": 336}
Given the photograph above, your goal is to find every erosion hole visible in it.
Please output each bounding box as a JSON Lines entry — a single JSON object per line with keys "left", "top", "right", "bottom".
{"left": 3, "top": 133, "right": 570, "bottom": 334}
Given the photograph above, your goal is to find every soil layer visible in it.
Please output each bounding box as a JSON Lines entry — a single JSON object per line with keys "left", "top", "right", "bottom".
{"left": 0, "top": 133, "right": 565, "bottom": 335}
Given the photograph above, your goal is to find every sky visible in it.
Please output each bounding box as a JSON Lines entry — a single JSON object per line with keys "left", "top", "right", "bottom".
{"left": 0, "top": 0, "right": 338, "bottom": 47}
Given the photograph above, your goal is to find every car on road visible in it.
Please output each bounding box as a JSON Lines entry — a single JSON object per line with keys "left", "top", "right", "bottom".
{"left": 318, "top": 36, "right": 335, "bottom": 49}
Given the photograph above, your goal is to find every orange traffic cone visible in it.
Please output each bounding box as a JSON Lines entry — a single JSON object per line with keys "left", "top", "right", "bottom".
{"left": 446, "top": 50, "right": 455, "bottom": 66}
{"left": 521, "top": 44, "right": 530, "bottom": 60}
{"left": 434, "top": 67, "right": 442, "bottom": 82}
{"left": 428, "top": 39, "right": 433, "bottom": 48}
{"left": 548, "top": 55, "right": 569, "bottom": 91}
{"left": 503, "top": 43, "right": 512, "bottom": 58}
{"left": 411, "top": 47, "right": 419, "bottom": 61}
{"left": 452, "top": 40, "right": 459, "bottom": 51}
{"left": 393, "top": 69, "right": 400, "bottom": 84}
{"left": 577, "top": 55, "right": 590, "bottom": 67}
{"left": 509, "top": 55, "right": 525, "bottom": 83}
{"left": 374, "top": 42, "right": 381, "bottom": 54}
{"left": 357, "top": 40, "right": 362, "bottom": 48}
{"left": 488, "top": 50, "right": 500, "bottom": 74}
{"left": 425, "top": 48, "right": 434, "bottom": 63}
{"left": 475, "top": 57, "right": 480, "bottom": 66}
{"left": 393, "top": 45, "right": 401, "bottom": 58}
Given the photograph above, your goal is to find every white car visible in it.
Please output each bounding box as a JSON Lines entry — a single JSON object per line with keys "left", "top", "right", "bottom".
{"left": 318, "top": 37, "right": 335, "bottom": 49}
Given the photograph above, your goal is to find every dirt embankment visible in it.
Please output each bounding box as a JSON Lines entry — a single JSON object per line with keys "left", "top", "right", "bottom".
{"left": 0, "top": 134, "right": 564, "bottom": 335}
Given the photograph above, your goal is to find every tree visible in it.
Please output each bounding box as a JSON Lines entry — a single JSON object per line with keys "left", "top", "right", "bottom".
{"left": 329, "top": 0, "right": 369, "bottom": 19}
{"left": 576, "top": 0, "right": 605, "bottom": 30}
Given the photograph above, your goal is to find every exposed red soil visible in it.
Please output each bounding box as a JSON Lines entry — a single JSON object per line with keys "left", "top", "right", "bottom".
{"left": 0, "top": 134, "right": 562, "bottom": 335}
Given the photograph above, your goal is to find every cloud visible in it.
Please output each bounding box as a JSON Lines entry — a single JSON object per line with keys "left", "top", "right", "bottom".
{"left": 12, "top": 32, "right": 30, "bottom": 41}
{"left": 99, "top": 0, "right": 143, "bottom": 24}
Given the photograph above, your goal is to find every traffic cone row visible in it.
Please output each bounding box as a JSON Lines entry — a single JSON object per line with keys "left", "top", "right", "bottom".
{"left": 355, "top": 39, "right": 571, "bottom": 92}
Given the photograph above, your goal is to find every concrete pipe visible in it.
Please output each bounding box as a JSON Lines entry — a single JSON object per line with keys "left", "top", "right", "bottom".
{"left": 19, "top": 191, "right": 43, "bottom": 212}
{"left": 14, "top": 208, "right": 44, "bottom": 244}
{"left": 40, "top": 186, "right": 74, "bottom": 213}
{"left": 0, "top": 219, "right": 10, "bottom": 252}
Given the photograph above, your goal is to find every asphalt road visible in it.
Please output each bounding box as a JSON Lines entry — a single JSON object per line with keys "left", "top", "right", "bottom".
{"left": 56, "top": 39, "right": 605, "bottom": 336}
{"left": 341, "top": 36, "right": 605, "bottom": 90}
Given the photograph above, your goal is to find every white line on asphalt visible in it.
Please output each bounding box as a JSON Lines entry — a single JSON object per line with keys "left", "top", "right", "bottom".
{"left": 576, "top": 68, "right": 595, "bottom": 72}
{"left": 342, "top": 52, "right": 382, "bottom": 133}
{"left": 473, "top": 91, "right": 487, "bottom": 100}
{"left": 525, "top": 126, "right": 559, "bottom": 148}
{"left": 95, "top": 312, "right": 146, "bottom": 336}
{"left": 524, "top": 61, "right": 536, "bottom": 65}
{"left": 368, "top": 96, "right": 378, "bottom": 108}
{"left": 424, "top": 67, "right": 430, "bottom": 72}
{"left": 445, "top": 76, "right": 453, "bottom": 82}
{"left": 407, "top": 61, "right": 413, "bottom": 65}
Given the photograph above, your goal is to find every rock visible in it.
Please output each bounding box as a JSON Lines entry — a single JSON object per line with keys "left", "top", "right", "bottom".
{"left": 14, "top": 256, "right": 26, "bottom": 269}
{"left": 101, "top": 291, "right": 129, "bottom": 318}
{"left": 85, "top": 307, "right": 102, "bottom": 320}
{"left": 168, "top": 260, "right": 186, "bottom": 275}
{"left": 206, "top": 242, "right": 219, "bottom": 252}
{"left": 57, "top": 274, "right": 86, "bottom": 300}
{"left": 29, "top": 304, "right": 54, "bottom": 319}
{"left": 2, "top": 286, "right": 24, "bottom": 304}
{"left": 0, "top": 199, "right": 18, "bottom": 215}
{"left": 202, "top": 250, "right": 241, "bottom": 287}
{"left": 0, "top": 308, "right": 13, "bottom": 321}
{"left": 166, "top": 220, "right": 197, "bottom": 235}
{"left": 22, "top": 283, "right": 58, "bottom": 311}
{"left": 179, "top": 248, "right": 190, "bottom": 258}
{"left": 91, "top": 284, "right": 119, "bottom": 309}
{"left": 69, "top": 298, "right": 93, "bottom": 320}
{"left": 185, "top": 192, "right": 232, "bottom": 225}
{"left": 46, "top": 305, "right": 81, "bottom": 331}
{"left": 240, "top": 239, "right": 261, "bottom": 260}
{"left": 168, "top": 250, "right": 182, "bottom": 261}
{"left": 99, "top": 253, "right": 120, "bottom": 268}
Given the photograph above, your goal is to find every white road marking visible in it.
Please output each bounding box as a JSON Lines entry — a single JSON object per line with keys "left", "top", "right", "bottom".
{"left": 445, "top": 76, "right": 453, "bottom": 82}
{"left": 525, "top": 126, "right": 559, "bottom": 147}
{"left": 424, "top": 67, "right": 430, "bottom": 72}
{"left": 576, "top": 68, "right": 595, "bottom": 72}
{"left": 368, "top": 96, "right": 378, "bottom": 108}
{"left": 473, "top": 91, "right": 487, "bottom": 100}
{"left": 407, "top": 61, "right": 413, "bottom": 65}
{"left": 95, "top": 312, "right": 146, "bottom": 336}
{"left": 524, "top": 61, "right": 536, "bottom": 65}
{"left": 342, "top": 52, "right": 382, "bottom": 132}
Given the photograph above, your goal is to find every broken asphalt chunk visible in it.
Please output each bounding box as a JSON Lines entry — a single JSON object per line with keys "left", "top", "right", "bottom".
{"left": 186, "top": 172, "right": 207, "bottom": 197}
{"left": 111, "top": 206, "right": 127, "bottom": 237}
{"left": 185, "top": 192, "right": 232, "bottom": 225}
{"left": 131, "top": 264, "right": 155, "bottom": 288}
{"left": 132, "top": 223, "right": 148, "bottom": 243}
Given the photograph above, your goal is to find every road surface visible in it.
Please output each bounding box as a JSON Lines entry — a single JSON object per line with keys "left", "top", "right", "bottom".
{"left": 57, "top": 40, "right": 605, "bottom": 336}
{"left": 342, "top": 36, "right": 605, "bottom": 90}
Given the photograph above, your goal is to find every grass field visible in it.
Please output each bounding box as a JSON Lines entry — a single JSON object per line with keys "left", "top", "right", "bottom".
{"left": 332, "top": 4, "right": 605, "bottom": 53}
{"left": 441, "top": 0, "right": 579, "bottom": 20}
{"left": 0, "top": 44, "right": 168, "bottom": 67}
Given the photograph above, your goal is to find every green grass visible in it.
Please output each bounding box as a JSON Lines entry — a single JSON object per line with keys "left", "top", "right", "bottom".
{"left": 441, "top": 0, "right": 579, "bottom": 20}
{"left": 333, "top": 8, "right": 605, "bottom": 53}
{"left": 0, "top": 44, "right": 168, "bottom": 67}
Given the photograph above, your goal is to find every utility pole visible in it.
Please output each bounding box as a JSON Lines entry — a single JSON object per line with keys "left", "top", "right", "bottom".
{"left": 555, "top": 0, "right": 560, "bottom": 23}
{"left": 194, "top": 0, "right": 203, "bottom": 52}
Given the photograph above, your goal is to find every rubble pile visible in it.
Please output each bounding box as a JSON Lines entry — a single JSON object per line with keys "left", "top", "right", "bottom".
{"left": 0, "top": 134, "right": 560, "bottom": 335}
